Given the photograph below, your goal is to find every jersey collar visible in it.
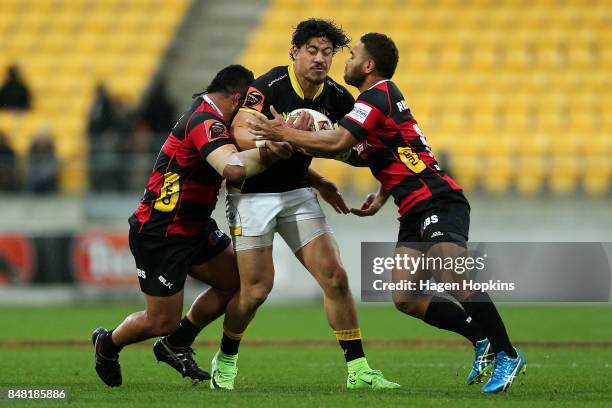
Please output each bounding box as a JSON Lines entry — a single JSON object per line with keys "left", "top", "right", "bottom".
{"left": 288, "top": 64, "right": 325, "bottom": 100}
{"left": 368, "top": 79, "right": 390, "bottom": 90}
{"left": 202, "top": 93, "right": 225, "bottom": 119}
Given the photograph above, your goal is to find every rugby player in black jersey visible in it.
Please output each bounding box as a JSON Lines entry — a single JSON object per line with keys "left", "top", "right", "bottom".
{"left": 212, "top": 20, "right": 399, "bottom": 390}
{"left": 91, "top": 65, "right": 293, "bottom": 387}
{"left": 249, "top": 33, "right": 527, "bottom": 394}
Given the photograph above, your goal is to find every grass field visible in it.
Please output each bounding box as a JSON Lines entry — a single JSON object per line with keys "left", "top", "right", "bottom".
{"left": 1, "top": 303, "right": 611, "bottom": 407}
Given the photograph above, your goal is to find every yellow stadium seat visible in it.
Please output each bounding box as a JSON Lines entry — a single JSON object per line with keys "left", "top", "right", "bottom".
{"left": 482, "top": 155, "right": 513, "bottom": 193}
{"left": 549, "top": 156, "right": 581, "bottom": 193}
{"left": 583, "top": 156, "right": 610, "bottom": 195}
{"left": 515, "top": 156, "right": 547, "bottom": 195}
{"left": 0, "top": 0, "right": 190, "bottom": 191}
{"left": 450, "top": 155, "right": 480, "bottom": 192}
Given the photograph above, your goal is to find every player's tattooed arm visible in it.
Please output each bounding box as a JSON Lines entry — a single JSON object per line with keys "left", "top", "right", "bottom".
{"left": 247, "top": 106, "right": 358, "bottom": 154}
{"left": 350, "top": 185, "right": 391, "bottom": 217}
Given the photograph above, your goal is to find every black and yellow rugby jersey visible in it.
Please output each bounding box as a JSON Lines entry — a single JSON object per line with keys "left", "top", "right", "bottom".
{"left": 235, "top": 65, "right": 355, "bottom": 193}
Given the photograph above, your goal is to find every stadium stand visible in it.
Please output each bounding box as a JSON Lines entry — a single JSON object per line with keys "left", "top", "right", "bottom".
{"left": 0, "top": 0, "right": 190, "bottom": 192}
{"left": 239, "top": 0, "right": 610, "bottom": 194}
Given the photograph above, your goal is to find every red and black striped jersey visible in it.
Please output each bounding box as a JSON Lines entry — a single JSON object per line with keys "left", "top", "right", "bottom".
{"left": 129, "top": 95, "right": 234, "bottom": 236}
{"left": 339, "top": 80, "right": 465, "bottom": 217}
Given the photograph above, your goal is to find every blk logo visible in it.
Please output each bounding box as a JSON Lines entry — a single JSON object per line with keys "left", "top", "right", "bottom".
{"left": 158, "top": 275, "right": 173, "bottom": 290}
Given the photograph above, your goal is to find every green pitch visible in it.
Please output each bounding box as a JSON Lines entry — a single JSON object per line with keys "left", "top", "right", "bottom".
{"left": 1, "top": 303, "right": 611, "bottom": 407}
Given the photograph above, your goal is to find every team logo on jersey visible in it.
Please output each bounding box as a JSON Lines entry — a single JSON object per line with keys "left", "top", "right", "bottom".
{"left": 244, "top": 87, "right": 264, "bottom": 112}
{"left": 207, "top": 121, "right": 228, "bottom": 140}
{"left": 347, "top": 102, "right": 372, "bottom": 124}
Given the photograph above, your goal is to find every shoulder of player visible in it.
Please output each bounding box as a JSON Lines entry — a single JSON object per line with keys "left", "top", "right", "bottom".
{"left": 324, "top": 76, "right": 351, "bottom": 96}
{"left": 185, "top": 110, "right": 226, "bottom": 135}
{"left": 190, "top": 105, "right": 225, "bottom": 124}
{"left": 356, "top": 84, "right": 392, "bottom": 114}
{"left": 253, "top": 66, "right": 290, "bottom": 90}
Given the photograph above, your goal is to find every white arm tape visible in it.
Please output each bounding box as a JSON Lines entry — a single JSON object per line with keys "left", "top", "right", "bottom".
{"left": 255, "top": 139, "right": 268, "bottom": 148}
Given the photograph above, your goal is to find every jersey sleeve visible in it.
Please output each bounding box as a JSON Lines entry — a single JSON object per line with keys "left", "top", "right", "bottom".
{"left": 189, "top": 117, "right": 234, "bottom": 159}
{"left": 338, "top": 88, "right": 390, "bottom": 141}
{"left": 240, "top": 75, "right": 273, "bottom": 118}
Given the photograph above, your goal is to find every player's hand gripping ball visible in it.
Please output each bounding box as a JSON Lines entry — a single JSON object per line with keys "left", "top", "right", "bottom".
{"left": 287, "top": 108, "right": 333, "bottom": 131}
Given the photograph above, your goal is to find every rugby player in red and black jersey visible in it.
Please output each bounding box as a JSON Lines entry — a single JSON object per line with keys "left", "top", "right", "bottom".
{"left": 218, "top": 19, "right": 399, "bottom": 391}
{"left": 91, "top": 65, "right": 291, "bottom": 388}
{"left": 249, "top": 33, "right": 526, "bottom": 394}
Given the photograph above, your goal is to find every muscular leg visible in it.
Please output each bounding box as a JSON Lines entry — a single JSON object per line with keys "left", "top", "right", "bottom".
{"left": 223, "top": 245, "right": 275, "bottom": 335}
{"left": 291, "top": 231, "right": 372, "bottom": 366}
{"left": 165, "top": 246, "right": 240, "bottom": 348}
{"left": 111, "top": 291, "right": 184, "bottom": 348}
{"left": 427, "top": 242, "right": 516, "bottom": 357}
{"left": 392, "top": 244, "right": 485, "bottom": 346}
{"left": 210, "top": 243, "right": 274, "bottom": 384}
{"left": 294, "top": 232, "right": 357, "bottom": 330}
{"left": 429, "top": 242, "right": 516, "bottom": 357}
{"left": 392, "top": 245, "right": 434, "bottom": 318}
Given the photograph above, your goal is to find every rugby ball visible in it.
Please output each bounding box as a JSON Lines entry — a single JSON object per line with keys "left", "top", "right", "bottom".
{"left": 287, "top": 108, "right": 333, "bottom": 131}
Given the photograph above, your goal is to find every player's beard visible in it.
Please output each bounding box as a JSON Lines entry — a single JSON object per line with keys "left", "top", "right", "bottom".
{"left": 344, "top": 64, "right": 366, "bottom": 88}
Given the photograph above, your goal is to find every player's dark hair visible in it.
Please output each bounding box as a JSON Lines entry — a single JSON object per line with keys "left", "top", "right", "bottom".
{"left": 290, "top": 18, "right": 350, "bottom": 59}
{"left": 360, "top": 33, "right": 399, "bottom": 79}
{"left": 192, "top": 64, "right": 254, "bottom": 98}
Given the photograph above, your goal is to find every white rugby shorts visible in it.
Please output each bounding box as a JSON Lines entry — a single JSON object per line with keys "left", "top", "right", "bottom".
{"left": 225, "top": 187, "right": 332, "bottom": 251}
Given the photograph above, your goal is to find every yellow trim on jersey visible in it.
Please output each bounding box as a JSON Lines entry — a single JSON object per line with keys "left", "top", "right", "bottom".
{"left": 239, "top": 107, "right": 268, "bottom": 119}
{"left": 288, "top": 63, "right": 324, "bottom": 100}
{"left": 334, "top": 328, "right": 362, "bottom": 341}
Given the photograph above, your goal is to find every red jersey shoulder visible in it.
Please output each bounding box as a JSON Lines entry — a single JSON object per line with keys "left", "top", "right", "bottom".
{"left": 191, "top": 101, "right": 230, "bottom": 142}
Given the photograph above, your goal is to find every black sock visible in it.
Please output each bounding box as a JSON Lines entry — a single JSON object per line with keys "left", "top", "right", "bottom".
{"left": 338, "top": 339, "right": 365, "bottom": 363}
{"left": 461, "top": 292, "right": 517, "bottom": 358}
{"left": 335, "top": 329, "right": 366, "bottom": 363}
{"left": 166, "top": 316, "right": 201, "bottom": 348}
{"left": 220, "top": 332, "right": 241, "bottom": 356}
{"left": 101, "top": 329, "right": 123, "bottom": 357}
{"left": 424, "top": 296, "right": 486, "bottom": 346}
